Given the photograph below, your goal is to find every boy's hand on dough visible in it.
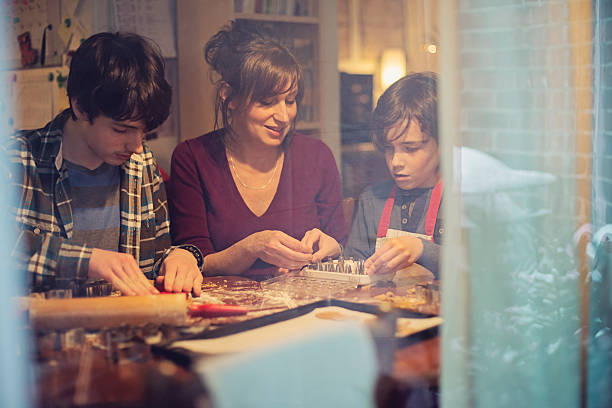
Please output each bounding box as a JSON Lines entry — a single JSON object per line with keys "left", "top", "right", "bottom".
{"left": 89, "top": 248, "right": 159, "bottom": 296}
{"left": 364, "top": 236, "right": 424, "bottom": 275}
{"left": 159, "top": 248, "right": 203, "bottom": 296}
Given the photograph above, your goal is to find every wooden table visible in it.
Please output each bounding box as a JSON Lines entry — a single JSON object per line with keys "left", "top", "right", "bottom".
{"left": 34, "top": 275, "right": 440, "bottom": 407}
{"left": 195, "top": 275, "right": 441, "bottom": 406}
{"left": 36, "top": 341, "right": 205, "bottom": 407}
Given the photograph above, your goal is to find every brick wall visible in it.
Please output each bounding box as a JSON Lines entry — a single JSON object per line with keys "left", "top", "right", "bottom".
{"left": 337, "top": 0, "right": 405, "bottom": 62}
{"left": 457, "top": 0, "right": 593, "bottom": 228}
{"left": 594, "top": 0, "right": 612, "bottom": 228}
{"left": 451, "top": 1, "right": 591, "bottom": 406}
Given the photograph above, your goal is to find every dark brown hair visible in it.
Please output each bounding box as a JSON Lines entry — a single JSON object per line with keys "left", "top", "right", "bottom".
{"left": 204, "top": 20, "right": 304, "bottom": 133}
{"left": 371, "top": 72, "right": 438, "bottom": 151}
{"left": 67, "top": 32, "right": 171, "bottom": 132}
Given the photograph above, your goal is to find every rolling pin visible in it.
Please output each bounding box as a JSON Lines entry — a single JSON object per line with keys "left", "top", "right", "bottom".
{"left": 28, "top": 294, "right": 249, "bottom": 331}
{"left": 29, "top": 294, "right": 189, "bottom": 331}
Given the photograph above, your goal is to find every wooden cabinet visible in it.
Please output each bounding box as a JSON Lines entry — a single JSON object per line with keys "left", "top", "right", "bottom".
{"left": 176, "top": 0, "right": 340, "bottom": 164}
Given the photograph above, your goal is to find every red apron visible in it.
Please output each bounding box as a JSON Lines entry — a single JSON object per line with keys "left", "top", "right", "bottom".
{"left": 375, "top": 181, "right": 443, "bottom": 250}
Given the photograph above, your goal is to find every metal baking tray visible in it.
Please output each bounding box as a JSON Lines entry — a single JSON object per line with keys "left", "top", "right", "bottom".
{"left": 152, "top": 299, "right": 439, "bottom": 368}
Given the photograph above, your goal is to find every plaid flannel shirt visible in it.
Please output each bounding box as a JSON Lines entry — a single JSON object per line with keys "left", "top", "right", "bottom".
{"left": 8, "top": 110, "right": 173, "bottom": 291}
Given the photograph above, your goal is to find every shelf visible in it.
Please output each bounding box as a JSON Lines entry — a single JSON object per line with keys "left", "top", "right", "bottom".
{"left": 234, "top": 12, "right": 318, "bottom": 24}
{"left": 1, "top": 63, "right": 64, "bottom": 72}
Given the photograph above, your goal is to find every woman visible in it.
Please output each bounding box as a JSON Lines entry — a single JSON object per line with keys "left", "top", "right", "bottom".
{"left": 169, "top": 21, "right": 347, "bottom": 277}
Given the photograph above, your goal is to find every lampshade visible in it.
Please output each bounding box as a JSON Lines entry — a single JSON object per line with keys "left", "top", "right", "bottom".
{"left": 380, "top": 48, "right": 407, "bottom": 89}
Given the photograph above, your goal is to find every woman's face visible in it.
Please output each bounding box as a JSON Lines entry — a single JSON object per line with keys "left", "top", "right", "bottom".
{"left": 230, "top": 88, "right": 298, "bottom": 148}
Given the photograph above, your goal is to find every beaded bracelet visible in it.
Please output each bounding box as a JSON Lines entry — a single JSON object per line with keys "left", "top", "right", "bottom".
{"left": 179, "top": 244, "right": 204, "bottom": 270}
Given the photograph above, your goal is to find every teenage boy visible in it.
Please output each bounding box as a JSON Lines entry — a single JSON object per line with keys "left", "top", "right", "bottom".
{"left": 8, "top": 32, "right": 203, "bottom": 296}
{"left": 345, "top": 72, "right": 443, "bottom": 278}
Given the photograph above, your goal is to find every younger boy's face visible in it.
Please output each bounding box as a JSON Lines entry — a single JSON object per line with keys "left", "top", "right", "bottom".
{"left": 383, "top": 119, "right": 440, "bottom": 190}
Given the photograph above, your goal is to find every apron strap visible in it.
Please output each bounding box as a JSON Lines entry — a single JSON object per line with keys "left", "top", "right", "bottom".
{"left": 424, "top": 181, "right": 443, "bottom": 238}
{"left": 376, "top": 185, "right": 397, "bottom": 238}
{"left": 376, "top": 181, "right": 444, "bottom": 240}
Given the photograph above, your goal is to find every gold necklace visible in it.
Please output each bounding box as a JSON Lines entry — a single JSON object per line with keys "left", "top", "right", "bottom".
{"left": 227, "top": 149, "right": 280, "bottom": 190}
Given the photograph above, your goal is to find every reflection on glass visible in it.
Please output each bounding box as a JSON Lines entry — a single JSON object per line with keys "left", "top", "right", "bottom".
{"left": 440, "top": 1, "right": 596, "bottom": 407}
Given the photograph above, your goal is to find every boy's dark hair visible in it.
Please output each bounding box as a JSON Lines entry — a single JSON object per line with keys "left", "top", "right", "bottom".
{"left": 204, "top": 20, "right": 303, "bottom": 133}
{"left": 371, "top": 72, "right": 438, "bottom": 151}
{"left": 67, "top": 32, "right": 171, "bottom": 132}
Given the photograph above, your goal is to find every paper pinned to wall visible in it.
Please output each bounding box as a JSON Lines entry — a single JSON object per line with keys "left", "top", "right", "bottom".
{"left": 61, "top": 0, "right": 82, "bottom": 18}
{"left": 4, "top": 67, "right": 68, "bottom": 131}
{"left": 111, "top": 0, "right": 176, "bottom": 57}
{"left": 57, "top": 0, "right": 81, "bottom": 46}
{"left": 3, "top": 0, "right": 50, "bottom": 68}
{"left": 10, "top": 76, "right": 54, "bottom": 130}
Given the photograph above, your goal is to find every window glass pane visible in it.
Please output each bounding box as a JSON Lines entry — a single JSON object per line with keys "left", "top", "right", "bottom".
{"left": 440, "top": 1, "right": 593, "bottom": 406}
{"left": 0, "top": 1, "right": 30, "bottom": 405}
{"left": 588, "top": 1, "right": 612, "bottom": 407}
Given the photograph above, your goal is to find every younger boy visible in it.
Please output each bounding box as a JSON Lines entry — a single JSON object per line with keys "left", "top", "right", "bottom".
{"left": 8, "top": 32, "right": 204, "bottom": 295}
{"left": 345, "top": 72, "right": 443, "bottom": 278}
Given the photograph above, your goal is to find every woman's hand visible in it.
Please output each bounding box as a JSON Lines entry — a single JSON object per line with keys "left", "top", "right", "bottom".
{"left": 364, "top": 236, "right": 424, "bottom": 275}
{"left": 158, "top": 248, "right": 203, "bottom": 296}
{"left": 301, "top": 228, "right": 341, "bottom": 263}
{"left": 89, "top": 249, "right": 159, "bottom": 296}
{"left": 248, "top": 230, "right": 313, "bottom": 270}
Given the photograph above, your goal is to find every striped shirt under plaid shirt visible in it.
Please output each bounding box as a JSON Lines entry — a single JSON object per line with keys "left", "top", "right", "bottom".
{"left": 7, "top": 110, "right": 174, "bottom": 291}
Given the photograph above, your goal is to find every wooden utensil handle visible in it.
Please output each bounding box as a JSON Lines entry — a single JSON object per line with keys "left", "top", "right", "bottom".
{"left": 29, "top": 294, "right": 188, "bottom": 330}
